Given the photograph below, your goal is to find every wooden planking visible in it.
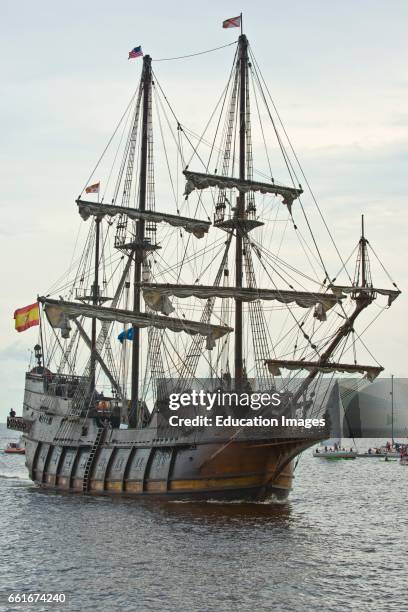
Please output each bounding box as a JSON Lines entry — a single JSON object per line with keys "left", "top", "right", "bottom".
{"left": 45, "top": 446, "right": 63, "bottom": 485}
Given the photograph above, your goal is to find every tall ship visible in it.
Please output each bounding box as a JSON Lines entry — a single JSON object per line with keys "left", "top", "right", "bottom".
{"left": 8, "top": 22, "right": 400, "bottom": 500}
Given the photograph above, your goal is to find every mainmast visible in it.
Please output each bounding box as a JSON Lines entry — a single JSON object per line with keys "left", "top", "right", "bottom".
{"left": 131, "top": 54, "right": 152, "bottom": 418}
{"left": 234, "top": 33, "right": 248, "bottom": 384}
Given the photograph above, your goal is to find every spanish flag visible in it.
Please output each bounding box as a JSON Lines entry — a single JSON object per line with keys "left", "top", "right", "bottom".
{"left": 14, "top": 302, "right": 40, "bottom": 333}
{"left": 85, "top": 182, "right": 100, "bottom": 194}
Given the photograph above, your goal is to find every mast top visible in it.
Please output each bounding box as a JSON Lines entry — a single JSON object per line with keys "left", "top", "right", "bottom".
{"left": 361, "top": 214, "right": 366, "bottom": 243}
{"left": 238, "top": 32, "right": 247, "bottom": 46}
{"left": 142, "top": 54, "right": 152, "bottom": 72}
{"left": 359, "top": 213, "right": 368, "bottom": 288}
{"left": 237, "top": 11, "right": 246, "bottom": 42}
{"left": 240, "top": 11, "right": 243, "bottom": 35}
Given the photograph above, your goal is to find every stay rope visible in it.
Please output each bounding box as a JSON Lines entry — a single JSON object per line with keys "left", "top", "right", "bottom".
{"left": 153, "top": 40, "right": 237, "bottom": 62}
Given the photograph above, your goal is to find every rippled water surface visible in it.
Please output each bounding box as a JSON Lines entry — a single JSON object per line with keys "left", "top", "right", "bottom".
{"left": 0, "top": 424, "right": 407, "bottom": 611}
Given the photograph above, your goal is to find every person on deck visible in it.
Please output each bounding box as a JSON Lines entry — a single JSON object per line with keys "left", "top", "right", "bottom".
{"left": 9, "top": 409, "right": 16, "bottom": 418}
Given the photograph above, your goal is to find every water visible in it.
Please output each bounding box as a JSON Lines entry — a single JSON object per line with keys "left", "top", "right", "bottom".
{"left": 0, "top": 423, "right": 407, "bottom": 611}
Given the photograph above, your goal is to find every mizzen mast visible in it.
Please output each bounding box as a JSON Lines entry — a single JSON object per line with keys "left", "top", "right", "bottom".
{"left": 360, "top": 214, "right": 367, "bottom": 287}
{"left": 90, "top": 213, "right": 101, "bottom": 393}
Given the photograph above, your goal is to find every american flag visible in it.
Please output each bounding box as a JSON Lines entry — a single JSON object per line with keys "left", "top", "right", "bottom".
{"left": 128, "top": 46, "right": 143, "bottom": 59}
{"left": 222, "top": 15, "right": 241, "bottom": 29}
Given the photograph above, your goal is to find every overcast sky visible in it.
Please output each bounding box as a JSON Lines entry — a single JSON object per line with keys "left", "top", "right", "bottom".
{"left": 0, "top": 0, "right": 407, "bottom": 420}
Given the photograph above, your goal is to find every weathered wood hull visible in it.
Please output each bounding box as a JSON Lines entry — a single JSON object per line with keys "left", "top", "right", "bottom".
{"left": 16, "top": 373, "right": 324, "bottom": 501}
{"left": 23, "top": 435, "right": 312, "bottom": 501}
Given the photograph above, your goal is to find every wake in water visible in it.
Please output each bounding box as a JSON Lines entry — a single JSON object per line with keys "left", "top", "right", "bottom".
{"left": 169, "top": 495, "right": 288, "bottom": 505}
{"left": 0, "top": 456, "right": 29, "bottom": 481}
{"left": 0, "top": 473, "right": 30, "bottom": 481}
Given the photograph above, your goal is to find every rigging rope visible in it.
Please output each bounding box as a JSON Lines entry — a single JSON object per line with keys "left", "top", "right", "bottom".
{"left": 152, "top": 71, "right": 208, "bottom": 171}
{"left": 79, "top": 88, "right": 139, "bottom": 197}
{"left": 249, "top": 46, "right": 354, "bottom": 285}
{"left": 153, "top": 40, "right": 237, "bottom": 62}
{"left": 248, "top": 50, "right": 331, "bottom": 282}
{"left": 368, "top": 243, "right": 400, "bottom": 290}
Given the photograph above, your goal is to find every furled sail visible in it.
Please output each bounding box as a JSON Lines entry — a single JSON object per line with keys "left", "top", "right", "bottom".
{"left": 141, "top": 283, "right": 342, "bottom": 320}
{"left": 39, "top": 297, "right": 232, "bottom": 349}
{"left": 264, "top": 358, "right": 383, "bottom": 381}
{"left": 76, "top": 200, "right": 211, "bottom": 239}
{"left": 330, "top": 284, "right": 400, "bottom": 307}
{"left": 183, "top": 170, "right": 303, "bottom": 211}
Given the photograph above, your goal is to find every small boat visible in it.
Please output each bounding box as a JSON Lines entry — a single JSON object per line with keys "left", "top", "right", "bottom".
{"left": 357, "top": 443, "right": 402, "bottom": 459}
{"left": 314, "top": 438, "right": 357, "bottom": 459}
{"left": 4, "top": 440, "right": 25, "bottom": 455}
{"left": 357, "top": 450, "right": 400, "bottom": 458}
{"left": 313, "top": 449, "right": 356, "bottom": 460}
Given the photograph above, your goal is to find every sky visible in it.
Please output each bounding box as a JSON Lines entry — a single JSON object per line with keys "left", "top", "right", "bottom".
{"left": 0, "top": 0, "right": 407, "bottom": 421}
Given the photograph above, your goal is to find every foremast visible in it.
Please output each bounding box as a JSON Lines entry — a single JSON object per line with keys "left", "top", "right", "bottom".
{"left": 266, "top": 215, "right": 399, "bottom": 403}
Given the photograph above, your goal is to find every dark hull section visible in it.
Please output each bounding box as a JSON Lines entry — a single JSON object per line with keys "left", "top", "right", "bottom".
{"left": 24, "top": 436, "right": 311, "bottom": 502}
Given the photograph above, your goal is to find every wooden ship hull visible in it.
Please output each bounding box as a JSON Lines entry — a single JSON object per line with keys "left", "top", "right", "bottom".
{"left": 24, "top": 434, "right": 303, "bottom": 501}
{"left": 8, "top": 372, "right": 322, "bottom": 501}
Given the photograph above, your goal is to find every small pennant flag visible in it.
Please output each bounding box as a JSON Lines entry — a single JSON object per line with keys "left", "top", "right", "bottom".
{"left": 128, "top": 46, "right": 143, "bottom": 60}
{"left": 85, "top": 182, "right": 100, "bottom": 194}
{"left": 222, "top": 15, "right": 241, "bottom": 29}
{"left": 14, "top": 302, "right": 40, "bottom": 333}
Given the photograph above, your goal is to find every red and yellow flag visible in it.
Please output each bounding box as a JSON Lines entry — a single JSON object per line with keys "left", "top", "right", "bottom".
{"left": 85, "top": 182, "right": 100, "bottom": 194}
{"left": 14, "top": 302, "right": 40, "bottom": 333}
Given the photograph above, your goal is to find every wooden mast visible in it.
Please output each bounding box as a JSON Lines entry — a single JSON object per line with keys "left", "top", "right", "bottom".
{"left": 360, "top": 214, "right": 367, "bottom": 287}
{"left": 234, "top": 33, "right": 248, "bottom": 385}
{"left": 90, "top": 213, "right": 100, "bottom": 395}
{"left": 391, "top": 373, "right": 394, "bottom": 444}
{"left": 131, "top": 54, "right": 151, "bottom": 421}
{"left": 291, "top": 217, "right": 374, "bottom": 405}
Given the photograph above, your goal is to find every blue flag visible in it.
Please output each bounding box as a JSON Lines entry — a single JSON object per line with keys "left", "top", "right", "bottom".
{"left": 118, "top": 328, "right": 134, "bottom": 343}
